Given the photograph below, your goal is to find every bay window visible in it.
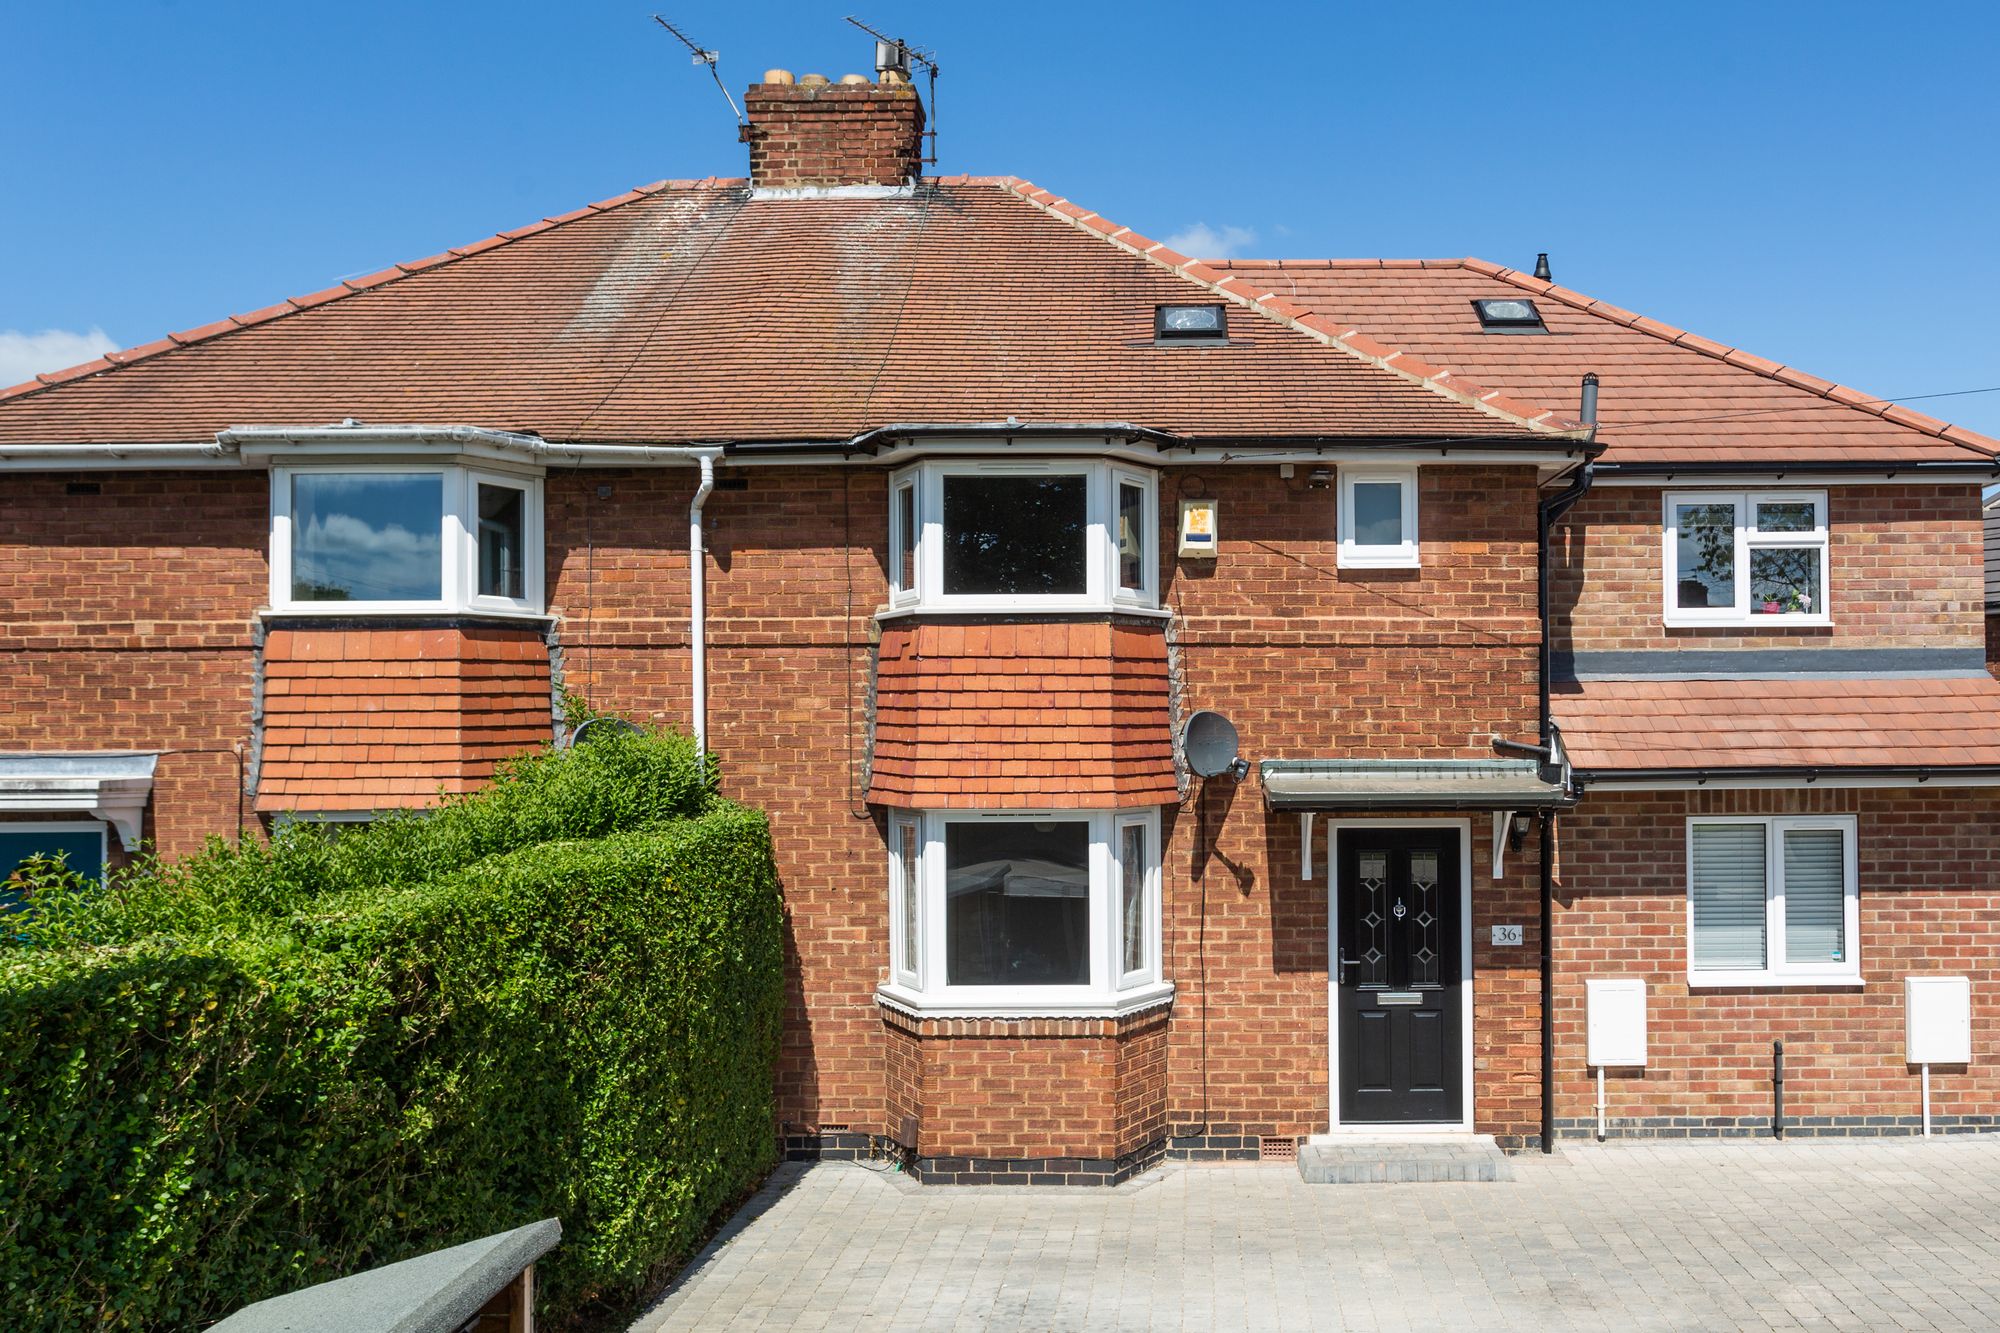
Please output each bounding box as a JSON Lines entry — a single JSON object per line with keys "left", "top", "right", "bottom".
{"left": 271, "top": 465, "right": 542, "bottom": 613}
{"left": 1687, "top": 816, "right": 1859, "bottom": 986}
{"left": 887, "top": 461, "right": 1159, "bottom": 611}
{"left": 1664, "top": 491, "right": 1828, "bottom": 625}
{"left": 879, "top": 808, "right": 1169, "bottom": 1017}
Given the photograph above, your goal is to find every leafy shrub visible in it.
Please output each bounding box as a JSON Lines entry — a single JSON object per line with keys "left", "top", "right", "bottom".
{"left": 0, "top": 733, "right": 782, "bottom": 1330}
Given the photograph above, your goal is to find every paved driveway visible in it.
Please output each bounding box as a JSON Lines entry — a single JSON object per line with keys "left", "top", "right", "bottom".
{"left": 632, "top": 1139, "right": 2000, "bottom": 1331}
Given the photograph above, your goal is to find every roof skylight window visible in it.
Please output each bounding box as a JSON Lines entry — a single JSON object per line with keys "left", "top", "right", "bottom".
{"left": 1472, "top": 298, "right": 1546, "bottom": 333}
{"left": 1156, "top": 303, "right": 1227, "bottom": 341}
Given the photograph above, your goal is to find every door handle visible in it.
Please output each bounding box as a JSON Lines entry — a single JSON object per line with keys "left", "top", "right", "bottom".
{"left": 1338, "top": 955, "right": 1360, "bottom": 982}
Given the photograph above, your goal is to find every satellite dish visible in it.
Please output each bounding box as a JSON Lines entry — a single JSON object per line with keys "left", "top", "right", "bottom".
{"left": 1183, "top": 710, "right": 1242, "bottom": 779}
{"left": 567, "top": 716, "right": 642, "bottom": 749}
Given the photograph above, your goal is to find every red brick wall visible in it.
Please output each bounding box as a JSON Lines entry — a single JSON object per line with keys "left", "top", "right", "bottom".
{"left": 744, "top": 81, "right": 924, "bottom": 190}
{"left": 0, "top": 472, "right": 265, "bottom": 857}
{"left": 1554, "top": 788, "right": 2000, "bottom": 1129}
{"left": 1554, "top": 484, "right": 1983, "bottom": 653}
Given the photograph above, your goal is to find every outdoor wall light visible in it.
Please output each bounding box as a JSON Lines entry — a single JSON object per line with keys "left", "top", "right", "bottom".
{"left": 1307, "top": 467, "right": 1332, "bottom": 490}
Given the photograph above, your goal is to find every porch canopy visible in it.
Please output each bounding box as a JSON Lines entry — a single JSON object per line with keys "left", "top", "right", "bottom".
{"left": 1258, "top": 758, "right": 1572, "bottom": 812}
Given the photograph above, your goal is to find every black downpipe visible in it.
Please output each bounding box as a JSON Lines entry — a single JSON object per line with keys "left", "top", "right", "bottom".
{"left": 1772, "top": 1041, "right": 1786, "bottom": 1139}
{"left": 1534, "top": 374, "right": 1599, "bottom": 1155}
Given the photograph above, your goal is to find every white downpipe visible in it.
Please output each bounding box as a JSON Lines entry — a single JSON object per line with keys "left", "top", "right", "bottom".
{"left": 1596, "top": 1066, "right": 1607, "bottom": 1141}
{"left": 689, "top": 453, "right": 717, "bottom": 757}
{"left": 1922, "top": 1063, "right": 1932, "bottom": 1138}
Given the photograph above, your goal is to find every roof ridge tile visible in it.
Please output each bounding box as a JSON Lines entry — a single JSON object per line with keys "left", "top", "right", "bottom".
{"left": 0, "top": 176, "right": 725, "bottom": 403}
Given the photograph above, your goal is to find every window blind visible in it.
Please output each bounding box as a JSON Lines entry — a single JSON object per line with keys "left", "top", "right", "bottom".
{"left": 1691, "top": 824, "right": 1766, "bottom": 970}
{"left": 1782, "top": 827, "right": 1846, "bottom": 963}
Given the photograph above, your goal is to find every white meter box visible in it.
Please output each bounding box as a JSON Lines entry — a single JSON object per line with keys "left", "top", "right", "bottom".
{"left": 1905, "top": 976, "right": 1972, "bottom": 1065}
{"left": 1585, "top": 977, "right": 1647, "bottom": 1068}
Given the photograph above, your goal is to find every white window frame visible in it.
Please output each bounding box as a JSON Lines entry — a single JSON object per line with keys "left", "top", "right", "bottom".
{"left": 1113, "top": 810, "right": 1158, "bottom": 988}
{"left": 876, "top": 807, "right": 1171, "bottom": 1018}
{"left": 888, "top": 468, "right": 921, "bottom": 608}
{"left": 1662, "top": 490, "right": 1829, "bottom": 627}
{"left": 893, "top": 460, "right": 1160, "bottom": 613}
{"left": 1685, "top": 815, "right": 1861, "bottom": 988}
{"left": 1111, "top": 466, "right": 1158, "bottom": 607}
{"left": 1337, "top": 466, "right": 1421, "bottom": 568}
{"left": 270, "top": 464, "right": 543, "bottom": 615}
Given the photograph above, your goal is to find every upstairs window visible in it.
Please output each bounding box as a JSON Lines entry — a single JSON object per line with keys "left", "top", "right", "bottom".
{"left": 889, "top": 461, "right": 1158, "bottom": 611}
{"left": 1664, "top": 491, "right": 1827, "bottom": 625}
{"left": 272, "top": 466, "right": 542, "bottom": 614}
{"left": 1337, "top": 466, "right": 1420, "bottom": 568}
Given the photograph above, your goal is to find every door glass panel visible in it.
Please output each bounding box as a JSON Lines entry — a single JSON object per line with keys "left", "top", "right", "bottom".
{"left": 1355, "top": 850, "right": 1391, "bottom": 986}
{"left": 1674, "top": 502, "right": 1736, "bottom": 610}
{"left": 944, "top": 821, "right": 1089, "bottom": 985}
{"left": 1407, "top": 851, "right": 1442, "bottom": 987}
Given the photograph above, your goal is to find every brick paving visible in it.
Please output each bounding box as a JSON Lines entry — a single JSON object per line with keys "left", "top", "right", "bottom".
{"left": 630, "top": 1138, "right": 2000, "bottom": 1331}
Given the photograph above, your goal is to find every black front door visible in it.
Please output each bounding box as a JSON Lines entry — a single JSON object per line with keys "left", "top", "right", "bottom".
{"left": 1336, "top": 828, "right": 1463, "bottom": 1124}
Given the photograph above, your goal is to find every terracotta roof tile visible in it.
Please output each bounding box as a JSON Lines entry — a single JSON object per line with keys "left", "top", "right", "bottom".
{"left": 1206, "top": 259, "right": 2000, "bottom": 466}
{"left": 867, "top": 618, "right": 1177, "bottom": 809}
{"left": 1553, "top": 676, "right": 2000, "bottom": 772}
{"left": 255, "top": 625, "right": 551, "bottom": 812}
{"left": 0, "top": 178, "right": 1573, "bottom": 446}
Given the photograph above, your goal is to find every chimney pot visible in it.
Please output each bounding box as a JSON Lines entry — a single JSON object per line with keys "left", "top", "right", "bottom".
{"left": 763, "top": 68, "right": 795, "bottom": 85}
{"left": 839, "top": 73, "right": 870, "bottom": 85}
{"left": 1533, "top": 252, "right": 1552, "bottom": 281}
{"left": 799, "top": 73, "right": 830, "bottom": 87}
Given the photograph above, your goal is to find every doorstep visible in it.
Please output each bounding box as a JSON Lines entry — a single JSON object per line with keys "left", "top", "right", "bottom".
{"left": 1297, "top": 1134, "right": 1514, "bottom": 1184}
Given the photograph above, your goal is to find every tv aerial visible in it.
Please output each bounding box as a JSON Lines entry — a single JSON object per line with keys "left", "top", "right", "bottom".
{"left": 843, "top": 15, "right": 939, "bottom": 164}
{"left": 652, "top": 16, "right": 743, "bottom": 125}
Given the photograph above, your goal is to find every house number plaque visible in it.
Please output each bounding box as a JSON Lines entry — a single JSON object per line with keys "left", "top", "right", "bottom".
{"left": 1491, "top": 925, "right": 1524, "bottom": 946}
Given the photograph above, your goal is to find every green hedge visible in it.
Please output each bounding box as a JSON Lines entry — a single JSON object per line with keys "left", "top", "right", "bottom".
{"left": 0, "top": 734, "right": 782, "bottom": 1330}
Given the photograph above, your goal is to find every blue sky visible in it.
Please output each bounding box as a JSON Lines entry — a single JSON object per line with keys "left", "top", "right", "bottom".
{"left": 5, "top": 1, "right": 1997, "bottom": 434}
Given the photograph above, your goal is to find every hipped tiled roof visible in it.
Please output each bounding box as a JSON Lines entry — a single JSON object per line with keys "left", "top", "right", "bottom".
{"left": 1209, "top": 259, "right": 2000, "bottom": 467}
{"left": 1553, "top": 676, "right": 2000, "bottom": 773}
{"left": 256, "top": 625, "right": 552, "bottom": 811}
{"left": 867, "top": 619, "right": 1177, "bottom": 808}
{"left": 0, "top": 179, "right": 1576, "bottom": 447}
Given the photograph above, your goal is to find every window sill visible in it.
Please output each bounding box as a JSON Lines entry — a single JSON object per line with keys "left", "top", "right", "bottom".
{"left": 874, "top": 980, "right": 1175, "bottom": 1020}
{"left": 875, "top": 603, "right": 1171, "bottom": 622}
{"left": 1664, "top": 614, "right": 1833, "bottom": 630}
{"left": 1687, "top": 972, "right": 1864, "bottom": 990}
{"left": 262, "top": 606, "right": 555, "bottom": 623}
{"left": 1336, "top": 551, "right": 1421, "bottom": 570}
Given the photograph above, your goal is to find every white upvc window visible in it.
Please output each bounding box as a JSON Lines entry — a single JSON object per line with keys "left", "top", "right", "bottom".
{"left": 270, "top": 465, "right": 543, "bottom": 614}
{"left": 1686, "top": 816, "right": 1860, "bottom": 987}
{"left": 877, "top": 807, "right": 1170, "bottom": 1018}
{"left": 1337, "top": 466, "right": 1420, "bottom": 568}
{"left": 1663, "top": 490, "right": 1828, "bottom": 626}
{"left": 889, "top": 460, "right": 1159, "bottom": 612}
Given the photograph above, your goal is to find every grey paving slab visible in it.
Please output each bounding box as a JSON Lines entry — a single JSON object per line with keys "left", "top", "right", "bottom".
{"left": 630, "top": 1139, "right": 2000, "bottom": 1332}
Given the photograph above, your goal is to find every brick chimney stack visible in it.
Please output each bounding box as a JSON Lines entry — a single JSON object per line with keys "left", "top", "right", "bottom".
{"left": 742, "top": 69, "right": 925, "bottom": 190}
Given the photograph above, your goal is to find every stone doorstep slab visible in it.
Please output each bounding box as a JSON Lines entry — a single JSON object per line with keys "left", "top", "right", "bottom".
{"left": 1298, "top": 1135, "right": 1515, "bottom": 1184}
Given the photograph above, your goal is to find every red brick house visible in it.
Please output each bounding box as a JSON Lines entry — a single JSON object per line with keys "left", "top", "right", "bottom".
{"left": 5, "top": 63, "right": 1997, "bottom": 1176}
